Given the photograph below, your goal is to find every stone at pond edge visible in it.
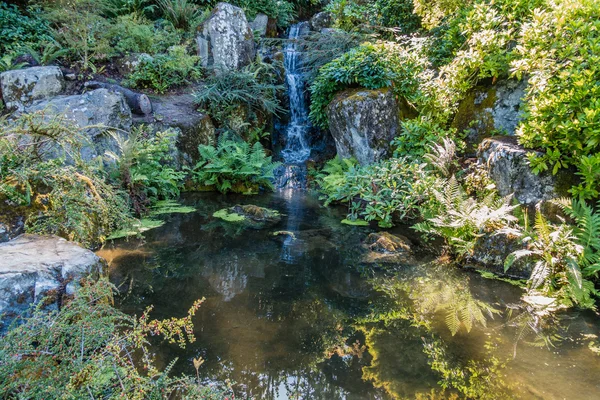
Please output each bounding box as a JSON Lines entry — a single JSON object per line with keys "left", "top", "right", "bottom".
{"left": 0, "top": 66, "right": 65, "bottom": 111}
{"left": 213, "top": 205, "right": 282, "bottom": 229}
{"left": 327, "top": 88, "right": 412, "bottom": 165}
{"left": 310, "top": 11, "right": 333, "bottom": 32}
{"left": 0, "top": 235, "right": 104, "bottom": 331}
{"left": 477, "top": 136, "right": 571, "bottom": 206}
{"left": 196, "top": 2, "right": 256, "bottom": 73}
{"left": 469, "top": 231, "right": 531, "bottom": 279}
{"left": 362, "top": 232, "right": 417, "bottom": 267}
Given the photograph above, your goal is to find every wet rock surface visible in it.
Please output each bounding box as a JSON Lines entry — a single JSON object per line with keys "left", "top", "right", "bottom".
{"left": 196, "top": 2, "right": 256, "bottom": 73}
{"left": 0, "top": 235, "right": 103, "bottom": 330}
{"left": 327, "top": 88, "right": 401, "bottom": 165}
{"left": 362, "top": 232, "right": 417, "bottom": 267}
{"left": 0, "top": 66, "right": 65, "bottom": 111}
{"left": 214, "top": 205, "right": 282, "bottom": 229}
{"left": 470, "top": 231, "right": 531, "bottom": 279}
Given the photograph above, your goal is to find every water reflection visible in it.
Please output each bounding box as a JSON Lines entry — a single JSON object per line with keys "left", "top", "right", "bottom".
{"left": 101, "top": 192, "right": 600, "bottom": 400}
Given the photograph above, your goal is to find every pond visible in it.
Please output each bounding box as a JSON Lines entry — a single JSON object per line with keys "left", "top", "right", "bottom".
{"left": 98, "top": 192, "right": 600, "bottom": 399}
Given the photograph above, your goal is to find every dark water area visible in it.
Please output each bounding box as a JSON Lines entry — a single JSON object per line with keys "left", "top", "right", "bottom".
{"left": 99, "top": 192, "right": 600, "bottom": 399}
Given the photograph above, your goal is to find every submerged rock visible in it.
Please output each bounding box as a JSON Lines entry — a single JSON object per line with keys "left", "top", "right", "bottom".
{"left": 327, "top": 88, "right": 407, "bottom": 165}
{"left": 25, "top": 88, "right": 132, "bottom": 161}
{"left": 362, "top": 232, "right": 417, "bottom": 267}
{"left": 196, "top": 2, "right": 256, "bottom": 73}
{"left": 214, "top": 205, "right": 282, "bottom": 229}
{"left": 470, "top": 231, "right": 531, "bottom": 279}
{"left": 0, "top": 235, "right": 103, "bottom": 330}
{"left": 453, "top": 79, "right": 527, "bottom": 154}
{"left": 477, "top": 137, "right": 570, "bottom": 206}
{"left": 0, "top": 66, "right": 65, "bottom": 111}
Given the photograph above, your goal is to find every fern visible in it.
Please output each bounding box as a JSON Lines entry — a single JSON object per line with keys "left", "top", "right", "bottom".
{"left": 192, "top": 135, "right": 280, "bottom": 194}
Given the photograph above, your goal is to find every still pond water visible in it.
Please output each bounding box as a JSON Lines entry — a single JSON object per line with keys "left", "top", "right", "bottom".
{"left": 98, "top": 192, "right": 600, "bottom": 400}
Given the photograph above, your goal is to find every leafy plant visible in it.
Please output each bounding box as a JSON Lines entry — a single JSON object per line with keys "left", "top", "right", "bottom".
{"left": 504, "top": 208, "right": 597, "bottom": 309}
{"left": 317, "top": 157, "right": 433, "bottom": 227}
{"left": 0, "top": 53, "right": 27, "bottom": 73}
{"left": 22, "top": 40, "right": 69, "bottom": 66}
{"left": 126, "top": 45, "right": 202, "bottom": 92}
{"left": 0, "top": 3, "right": 54, "bottom": 53}
{"left": 414, "top": 177, "right": 518, "bottom": 258}
{"left": 191, "top": 135, "right": 281, "bottom": 194}
{"left": 326, "top": 0, "right": 421, "bottom": 34}
{"left": 157, "top": 0, "right": 202, "bottom": 31}
{"left": 309, "top": 42, "right": 422, "bottom": 129}
{"left": 106, "top": 14, "right": 182, "bottom": 55}
{"left": 105, "top": 127, "right": 185, "bottom": 216}
{"left": 0, "top": 278, "right": 230, "bottom": 399}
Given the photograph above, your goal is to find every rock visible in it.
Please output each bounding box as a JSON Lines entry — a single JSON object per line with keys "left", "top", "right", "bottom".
{"left": 310, "top": 11, "right": 332, "bottom": 31}
{"left": 115, "top": 53, "right": 152, "bottom": 76}
{"left": 196, "top": 2, "right": 256, "bottom": 73}
{"left": 0, "top": 235, "right": 104, "bottom": 330}
{"left": 362, "top": 232, "right": 417, "bottom": 267}
{"left": 250, "top": 13, "right": 269, "bottom": 37}
{"left": 213, "top": 205, "right": 281, "bottom": 229}
{"left": 477, "top": 137, "right": 570, "bottom": 205}
{"left": 327, "top": 88, "right": 406, "bottom": 165}
{"left": 24, "top": 89, "right": 132, "bottom": 161}
{"left": 470, "top": 231, "right": 531, "bottom": 279}
{"left": 453, "top": 79, "right": 527, "bottom": 154}
{"left": 0, "top": 66, "right": 65, "bottom": 110}
{"left": 137, "top": 93, "right": 216, "bottom": 165}
{"left": 0, "top": 216, "right": 25, "bottom": 244}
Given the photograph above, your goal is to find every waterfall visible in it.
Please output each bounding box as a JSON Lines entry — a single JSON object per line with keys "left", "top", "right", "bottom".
{"left": 281, "top": 23, "right": 311, "bottom": 164}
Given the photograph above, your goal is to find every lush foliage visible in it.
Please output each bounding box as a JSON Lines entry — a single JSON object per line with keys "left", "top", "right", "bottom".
{"left": 0, "top": 3, "right": 54, "bottom": 54}
{"left": 0, "top": 112, "right": 133, "bottom": 247}
{"left": 309, "top": 42, "right": 422, "bottom": 128}
{"left": 512, "top": 0, "right": 600, "bottom": 199}
{"left": 194, "top": 61, "right": 285, "bottom": 137}
{"left": 106, "top": 127, "right": 185, "bottom": 216}
{"left": 0, "top": 279, "right": 229, "bottom": 399}
{"left": 191, "top": 135, "right": 280, "bottom": 194}
{"left": 125, "top": 46, "right": 202, "bottom": 93}
{"left": 327, "top": 0, "right": 421, "bottom": 34}
{"left": 317, "top": 157, "right": 434, "bottom": 227}
{"left": 107, "top": 14, "right": 182, "bottom": 55}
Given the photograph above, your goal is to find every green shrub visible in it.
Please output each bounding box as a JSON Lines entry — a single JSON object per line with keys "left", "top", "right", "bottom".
{"left": 317, "top": 157, "right": 433, "bottom": 227}
{"left": 107, "top": 14, "right": 182, "bottom": 55}
{"left": 512, "top": 0, "right": 600, "bottom": 199}
{"left": 194, "top": 61, "right": 285, "bottom": 135}
{"left": 103, "top": 0, "right": 157, "bottom": 17}
{"left": 0, "top": 279, "right": 229, "bottom": 399}
{"left": 229, "top": 0, "right": 297, "bottom": 28}
{"left": 326, "top": 0, "right": 421, "bottom": 34}
{"left": 309, "top": 42, "right": 422, "bottom": 129}
{"left": 392, "top": 116, "right": 458, "bottom": 158}
{"left": 0, "top": 3, "right": 54, "bottom": 53}
{"left": 126, "top": 45, "right": 202, "bottom": 92}
{"left": 191, "top": 135, "right": 280, "bottom": 194}
{"left": 106, "top": 128, "right": 185, "bottom": 216}
{"left": 157, "top": 0, "right": 202, "bottom": 31}
{"left": 0, "top": 112, "right": 133, "bottom": 247}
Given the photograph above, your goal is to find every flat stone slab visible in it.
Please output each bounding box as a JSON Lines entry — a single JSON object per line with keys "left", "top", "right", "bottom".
{"left": 0, "top": 235, "right": 103, "bottom": 328}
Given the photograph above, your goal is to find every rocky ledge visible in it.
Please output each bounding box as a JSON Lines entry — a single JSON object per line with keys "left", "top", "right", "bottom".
{"left": 0, "top": 235, "right": 104, "bottom": 330}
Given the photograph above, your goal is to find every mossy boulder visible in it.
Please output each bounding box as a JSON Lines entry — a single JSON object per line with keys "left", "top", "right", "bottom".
{"left": 469, "top": 231, "right": 531, "bottom": 279}
{"left": 327, "top": 88, "right": 412, "bottom": 165}
{"left": 0, "top": 66, "right": 65, "bottom": 111}
{"left": 452, "top": 79, "right": 527, "bottom": 155}
{"left": 213, "top": 204, "right": 281, "bottom": 229}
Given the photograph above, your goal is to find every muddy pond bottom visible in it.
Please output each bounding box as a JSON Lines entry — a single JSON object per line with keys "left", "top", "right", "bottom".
{"left": 99, "top": 192, "right": 600, "bottom": 400}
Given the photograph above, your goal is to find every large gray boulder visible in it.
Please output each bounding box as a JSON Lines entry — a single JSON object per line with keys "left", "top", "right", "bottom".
{"left": 453, "top": 79, "right": 527, "bottom": 154}
{"left": 477, "top": 137, "right": 568, "bottom": 205}
{"left": 327, "top": 88, "right": 401, "bottom": 165}
{"left": 25, "top": 89, "right": 132, "bottom": 161}
{"left": 0, "top": 235, "right": 104, "bottom": 329}
{"left": 310, "top": 11, "right": 333, "bottom": 32}
{"left": 196, "top": 2, "right": 256, "bottom": 73}
{"left": 0, "top": 66, "right": 65, "bottom": 111}
{"left": 250, "top": 13, "right": 269, "bottom": 37}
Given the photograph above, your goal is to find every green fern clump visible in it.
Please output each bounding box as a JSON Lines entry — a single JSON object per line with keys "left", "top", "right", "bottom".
{"left": 191, "top": 135, "right": 280, "bottom": 194}
{"left": 505, "top": 206, "right": 598, "bottom": 309}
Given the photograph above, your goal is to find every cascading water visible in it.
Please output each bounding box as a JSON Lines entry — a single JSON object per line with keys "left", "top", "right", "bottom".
{"left": 275, "top": 23, "right": 311, "bottom": 190}
{"left": 281, "top": 22, "right": 311, "bottom": 164}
